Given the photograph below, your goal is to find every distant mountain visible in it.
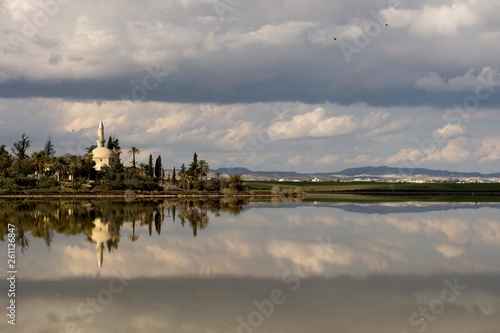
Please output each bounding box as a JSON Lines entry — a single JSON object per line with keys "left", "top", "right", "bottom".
{"left": 212, "top": 167, "right": 252, "bottom": 175}
{"left": 333, "top": 166, "right": 488, "bottom": 178}
{"left": 212, "top": 167, "right": 301, "bottom": 177}
{"left": 212, "top": 165, "right": 500, "bottom": 179}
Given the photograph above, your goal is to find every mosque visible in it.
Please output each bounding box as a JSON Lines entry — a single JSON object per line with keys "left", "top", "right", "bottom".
{"left": 91, "top": 217, "right": 119, "bottom": 270}
{"left": 92, "top": 120, "right": 116, "bottom": 173}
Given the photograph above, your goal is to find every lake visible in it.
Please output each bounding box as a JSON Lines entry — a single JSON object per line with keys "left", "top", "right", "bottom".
{"left": 1, "top": 199, "right": 499, "bottom": 332}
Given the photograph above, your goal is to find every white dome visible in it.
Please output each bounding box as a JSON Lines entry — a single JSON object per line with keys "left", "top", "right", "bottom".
{"left": 92, "top": 146, "right": 115, "bottom": 158}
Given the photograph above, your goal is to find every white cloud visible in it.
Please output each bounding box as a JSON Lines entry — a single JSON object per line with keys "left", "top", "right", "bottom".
{"left": 414, "top": 72, "right": 446, "bottom": 92}
{"left": 287, "top": 155, "right": 303, "bottom": 166}
{"left": 385, "top": 147, "right": 425, "bottom": 165}
{"left": 268, "top": 107, "right": 359, "bottom": 140}
{"left": 314, "top": 153, "right": 339, "bottom": 165}
{"left": 386, "top": 137, "right": 472, "bottom": 165}
{"left": 435, "top": 243, "right": 467, "bottom": 258}
{"left": 415, "top": 67, "right": 500, "bottom": 92}
{"left": 474, "top": 137, "right": 500, "bottom": 162}
{"left": 344, "top": 154, "right": 374, "bottom": 165}
{"left": 223, "top": 21, "right": 318, "bottom": 49}
{"left": 426, "top": 137, "right": 471, "bottom": 163}
{"left": 434, "top": 124, "right": 468, "bottom": 139}
{"left": 381, "top": 2, "right": 478, "bottom": 37}
{"left": 307, "top": 23, "right": 365, "bottom": 46}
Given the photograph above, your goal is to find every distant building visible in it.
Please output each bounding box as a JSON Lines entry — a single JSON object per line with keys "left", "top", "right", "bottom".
{"left": 92, "top": 120, "right": 116, "bottom": 173}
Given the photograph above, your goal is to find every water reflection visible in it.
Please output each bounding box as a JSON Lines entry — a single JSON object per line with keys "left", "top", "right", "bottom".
{"left": 1, "top": 200, "right": 500, "bottom": 333}
{"left": 0, "top": 198, "right": 248, "bottom": 246}
{"left": 1, "top": 200, "right": 499, "bottom": 279}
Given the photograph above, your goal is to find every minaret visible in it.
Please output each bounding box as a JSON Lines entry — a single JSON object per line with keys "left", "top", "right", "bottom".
{"left": 91, "top": 217, "right": 116, "bottom": 271}
{"left": 97, "top": 242, "right": 104, "bottom": 270}
{"left": 96, "top": 119, "right": 105, "bottom": 148}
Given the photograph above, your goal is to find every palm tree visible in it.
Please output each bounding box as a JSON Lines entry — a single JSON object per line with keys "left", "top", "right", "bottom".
{"left": 139, "top": 163, "right": 148, "bottom": 176}
{"left": 66, "top": 155, "right": 82, "bottom": 189}
{"left": 179, "top": 171, "right": 190, "bottom": 190}
{"left": 50, "top": 157, "right": 67, "bottom": 189}
{"left": 31, "top": 151, "right": 47, "bottom": 179}
{"left": 128, "top": 147, "right": 140, "bottom": 168}
{"left": 198, "top": 160, "right": 209, "bottom": 181}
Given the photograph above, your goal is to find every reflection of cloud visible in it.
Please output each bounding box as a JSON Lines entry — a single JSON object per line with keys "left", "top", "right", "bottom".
{"left": 475, "top": 218, "right": 500, "bottom": 245}
{"left": 267, "top": 239, "right": 357, "bottom": 274}
{"left": 131, "top": 314, "right": 171, "bottom": 330}
{"left": 223, "top": 235, "right": 254, "bottom": 258}
{"left": 435, "top": 243, "right": 467, "bottom": 258}
{"left": 312, "top": 214, "right": 340, "bottom": 226}
{"left": 455, "top": 292, "right": 500, "bottom": 316}
{"left": 145, "top": 245, "right": 191, "bottom": 269}
{"left": 415, "top": 290, "right": 500, "bottom": 316}
{"left": 9, "top": 276, "right": 500, "bottom": 333}
{"left": 385, "top": 217, "right": 472, "bottom": 245}
{"left": 8, "top": 205, "right": 500, "bottom": 281}
{"left": 385, "top": 216, "right": 422, "bottom": 233}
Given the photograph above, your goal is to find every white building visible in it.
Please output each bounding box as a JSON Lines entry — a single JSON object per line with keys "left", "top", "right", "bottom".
{"left": 91, "top": 217, "right": 118, "bottom": 270}
{"left": 92, "top": 120, "right": 116, "bottom": 172}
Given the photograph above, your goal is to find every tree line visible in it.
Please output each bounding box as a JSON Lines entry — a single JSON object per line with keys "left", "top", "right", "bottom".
{"left": 0, "top": 133, "right": 245, "bottom": 193}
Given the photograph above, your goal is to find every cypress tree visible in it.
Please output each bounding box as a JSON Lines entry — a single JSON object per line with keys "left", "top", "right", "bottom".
{"left": 148, "top": 154, "right": 154, "bottom": 178}
{"left": 154, "top": 155, "right": 162, "bottom": 180}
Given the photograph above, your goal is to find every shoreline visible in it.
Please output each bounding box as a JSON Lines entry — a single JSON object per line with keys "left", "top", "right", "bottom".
{"left": 1, "top": 190, "right": 500, "bottom": 202}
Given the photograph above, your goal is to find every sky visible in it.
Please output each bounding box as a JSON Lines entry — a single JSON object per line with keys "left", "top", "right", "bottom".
{"left": 1, "top": 0, "right": 500, "bottom": 173}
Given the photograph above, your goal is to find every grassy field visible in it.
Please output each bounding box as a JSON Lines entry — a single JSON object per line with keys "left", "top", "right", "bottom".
{"left": 244, "top": 180, "right": 500, "bottom": 202}
{"left": 245, "top": 180, "right": 500, "bottom": 192}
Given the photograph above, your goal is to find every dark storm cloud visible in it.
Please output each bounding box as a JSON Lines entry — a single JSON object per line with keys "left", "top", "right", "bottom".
{"left": 0, "top": 0, "right": 499, "bottom": 107}
{"left": 1, "top": 0, "right": 500, "bottom": 173}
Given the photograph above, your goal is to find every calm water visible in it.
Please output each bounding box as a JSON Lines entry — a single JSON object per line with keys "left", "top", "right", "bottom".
{"left": 1, "top": 199, "right": 500, "bottom": 333}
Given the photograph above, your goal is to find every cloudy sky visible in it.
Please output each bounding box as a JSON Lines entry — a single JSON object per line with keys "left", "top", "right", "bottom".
{"left": 1, "top": 0, "right": 500, "bottom": 173}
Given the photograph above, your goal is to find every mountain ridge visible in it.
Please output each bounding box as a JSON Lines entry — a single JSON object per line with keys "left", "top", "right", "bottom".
{"left": 212, "top": 166, "right": 500, "bottom": 178}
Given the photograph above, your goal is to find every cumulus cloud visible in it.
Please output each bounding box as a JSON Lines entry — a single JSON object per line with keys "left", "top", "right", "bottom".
{"left": 287, "top": 154, "right": 303, "bottom": 166}
{"left": 314, "top": 153, "right": 339, "bottom": 166}
{"left": 434, "top": 124, "right": 468, "bottom": 139}
{"left": 474, "top": 137, "right": 500, "bottom": 162}
{"left": 386, "top": 137, "right": 472, "bottom": 165}
{"left": 426, "top": 137, "right": 472, "bottom": 163}
{"left": 223, "top": 21, "right": 318, "bottom": 49}
{"left": 381, "top": 2, "right": 478, "bottom": 37}
{"left": 415, "top": 67, "right": 500, "bottom": 92}
{"left": 268, "top": 107, "right": 359, "bottom": 140}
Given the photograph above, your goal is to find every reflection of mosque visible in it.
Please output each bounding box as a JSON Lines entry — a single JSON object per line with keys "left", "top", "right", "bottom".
{"left": 80, "top": 200, "right": 247, "bottom": 270}
{"left": 91, "top": 217, "right": 119, "bottom": 270}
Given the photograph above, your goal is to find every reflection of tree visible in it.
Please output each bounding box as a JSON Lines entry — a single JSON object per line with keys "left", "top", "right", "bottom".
{"left": 170, "top": 198, "right": 247, "bottom": 237}
{"left": 31, "top": 216, "right": 54, "bottom": 249}
{"left": 154, "top": 210, "right": 162, "bottom": 235}
{"left": 0, "top": 198, "right": 250, "bottom": 250}
{"left": 16, "top": 229, "right": 30, "bottom": 253}
{"left": 128, "top": 220, "right": 139, "bottom": 242}
{"left": 177, "top": 202, "right": 209, "bottom": 237}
